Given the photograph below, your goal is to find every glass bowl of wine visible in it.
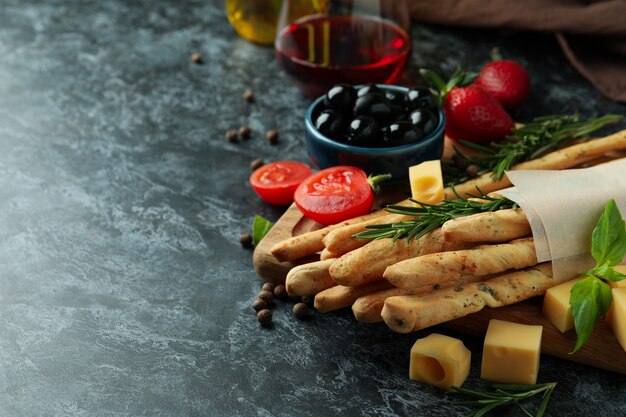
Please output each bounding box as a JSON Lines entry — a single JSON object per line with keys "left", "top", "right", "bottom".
{"left": 275, "top": 0, "right": 411, "bottom": 97}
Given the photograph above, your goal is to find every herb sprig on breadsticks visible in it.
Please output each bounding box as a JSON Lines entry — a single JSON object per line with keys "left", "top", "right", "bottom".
{"left": 354, "top": 192, "right": 517, "bottom": 243}
{"left": 445, "top": 114, "right": 623, "bottom": 185}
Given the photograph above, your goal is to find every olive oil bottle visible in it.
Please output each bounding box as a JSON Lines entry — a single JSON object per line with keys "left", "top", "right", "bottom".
{"left": 225, "top": 0, "right": 283, "bottom": 45}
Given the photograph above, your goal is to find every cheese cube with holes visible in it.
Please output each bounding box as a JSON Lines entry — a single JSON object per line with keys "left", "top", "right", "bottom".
{"left": 409, "top": 333, "right": 471, "bottom": 389}
{"left": 607, "top": 287, "right": 626, "bottom": 352}
{"left": 481, "top": 319, "right": 543, "bottom": 384}
{"left": 408, "top": 160, "right": 444, "bottom": 205}
{"left": 542, "top": 278, "right": 583, "bottom": 332}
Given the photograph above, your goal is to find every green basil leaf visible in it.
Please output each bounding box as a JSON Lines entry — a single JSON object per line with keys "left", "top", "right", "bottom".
{"left": 252, "top": 215, "right": 274, "bottom": 246}
{"left": 591, "top": 199, "right": 626, "bottom": 267}
{"left": 569, "top": 276, "right": 613, "bottom": 353}
{"left": 590, "top": 263, "right": 626, "bottom": 283}
{"left": 612, "top": 270, "right": 626, "bottom": 282}
{"left": 587, "top": 261, "right": 612, "bottom": 280}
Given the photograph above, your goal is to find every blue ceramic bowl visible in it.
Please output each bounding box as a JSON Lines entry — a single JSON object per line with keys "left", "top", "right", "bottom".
{"left": 304, "top": 85, "right": 445, "bottom": 180}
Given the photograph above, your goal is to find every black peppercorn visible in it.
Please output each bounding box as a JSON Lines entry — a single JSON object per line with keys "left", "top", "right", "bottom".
{"left": 252, "top": 298, "right": 266, "bottom": 312}
{"left": 191, "top": 53, "right": 203, "bottom": 64}
{"left": 258, "top": 290, "right": 274, "bottom": 304}
{"left": 256, "top": 309, "right": 272, "bottom": 327}
{"left": 239, "top": 126, "right": 252, "bottom": 139}
{"left": 243, "top": 90, "right": 254, "bottom": 102}
{"left": 266, "top": 129, "right": 279, "bottom": 144}
{"left": 239, "top": 232, "right": 253, "bottom": 248}
{"left": 262, "top": 282, "right": 275, "bottom": 292}
{"left": 273, "top": 284, "right": 288, "bottom": 301}
{"left": 250, "top": 159, "right": 264, "bottom": 171}
{"left": 226, "top": 130, "right": 238, "bottom": 143}
{"left": 466, "top": 164, "right": 479, "bottom": 178}
{"left": 293, "top": 302, "right": 308, "bottom": 319}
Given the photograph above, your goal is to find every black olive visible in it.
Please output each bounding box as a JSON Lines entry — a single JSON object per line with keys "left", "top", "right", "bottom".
{"left": 357, "top": 84, "right": 381, "bottom": 97}
{"left": 385, "top": 90, "right": 406, "bottom": 107}
{"left": 405, "top": 87, "right": 437, "bottom": 111}
{"left": 348, "top": 116, "right": 379, "bottom": 146}
{"left": 323, "top": 84, "right": 356, "bottom": 112}
{"left": 383, "top": 121, "right": 423, "bottom": 146}
{"left": 354, "top": 93, "right": 393, "bottom": 125}
{"left": 409, "top": 109, "right": 438, "bottom": 136}
{"left": 315, "top": 109, "right": 347, "bottom": 137}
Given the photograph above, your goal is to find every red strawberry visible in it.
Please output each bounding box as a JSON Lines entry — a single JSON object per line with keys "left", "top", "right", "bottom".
{"left": 475, "top": 51, "right": 531, "bottom": 109}
{"left": 444, "top": 84, "right": 514, "bottom": 143}
{"left": 420, "top": 68, "right": 514, "bottom": 144}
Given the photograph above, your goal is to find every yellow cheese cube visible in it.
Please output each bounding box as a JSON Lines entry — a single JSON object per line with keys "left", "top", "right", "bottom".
{"left": 481, "top": 319, "right": 543, "bottom": 385}
{"left": 607, "top": 287, "right": 626, "bottom": 352}
{"left": 542, "top": 278, "right": 583, "bottom": 333}
{"left": 409, "top": 333, "right": 471, "bottom": 389}
{"left": 608, "top": 265, "right": 626, "bottom": 288}
{"left": 408, "top": 160, "right": 444, "bottom": 206}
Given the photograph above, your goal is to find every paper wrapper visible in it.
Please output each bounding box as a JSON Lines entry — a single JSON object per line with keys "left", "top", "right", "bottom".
{"left": 498, "top": 158, "right": 626, "bottom": 281}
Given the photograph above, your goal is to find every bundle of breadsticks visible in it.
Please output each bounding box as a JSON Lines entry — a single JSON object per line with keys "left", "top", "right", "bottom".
{"left": 270, "top": 128, "right": 626, "bottom": 333}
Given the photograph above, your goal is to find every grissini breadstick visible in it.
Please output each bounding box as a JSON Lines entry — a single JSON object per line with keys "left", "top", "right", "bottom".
{"left": 322, "top": 214, "right": 414, "bottom": 257}
{"left": 319, "top": 247, "right": 338, "bottom": 260}
{"left": 285, "top": 258, "right": 337, "bottom": 297}
{"left": 271, "top": 202, "right": 409, "bottom": 262}
{"left": 441, "top": 208, "right": 531, "bottom": 243}
{"left": 444, "top": 129, "right": 626, "bottom": 199}
{"left": 381, "top": 262, "right": 561, "bottom": 333}
{"left": 353, "top": 287, "right": 425, "bottom": 323}
{"left": 329, "top": 227, "right": 474, "bottom": 287}
{"left": 313, "top": 281, "right": 393, "bottom": 313}
{"left": 352, "top": 275, "right": 488, "bottom": 323}
{"left": 384, "top": 238, "right": 537, "bottom": 288}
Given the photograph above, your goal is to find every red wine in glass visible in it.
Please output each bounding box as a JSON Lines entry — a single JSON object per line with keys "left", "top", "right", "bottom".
{"left": 275, "top": 14, "right": 410, "bottom": 97}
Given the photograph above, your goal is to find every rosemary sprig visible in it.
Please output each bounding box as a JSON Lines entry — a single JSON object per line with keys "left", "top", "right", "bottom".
{"left": 444, "top": 114, "right": 623, "bottom": 185}
{"left": 353, "top": 192, "right": 517, "bottom": 243}
{"left": 449, "top": 382, "right": 557, "bottom": 417}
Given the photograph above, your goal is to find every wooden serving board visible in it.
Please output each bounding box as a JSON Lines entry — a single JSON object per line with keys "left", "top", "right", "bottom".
{"left": 253, "top": 203, "right": 626, "bottom": 375}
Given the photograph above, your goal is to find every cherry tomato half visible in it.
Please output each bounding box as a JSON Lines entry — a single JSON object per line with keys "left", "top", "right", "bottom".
{"left": 294, "top": 166, "right": 374, "bottom": 225}
{"left": 250, "top": 161, "right": 313, "bottom": 205}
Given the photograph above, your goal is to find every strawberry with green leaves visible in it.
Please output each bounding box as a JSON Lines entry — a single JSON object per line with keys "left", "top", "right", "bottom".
{"left": 421, "top": 68, "right": 514, "bottom": 144}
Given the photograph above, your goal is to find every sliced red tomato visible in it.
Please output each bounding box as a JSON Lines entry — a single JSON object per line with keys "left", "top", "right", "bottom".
{"left": 294, "top": 166, "right": 374, "bottom": 225}
{"left": 250, "top": 161, "right": 313, "bottom": 205}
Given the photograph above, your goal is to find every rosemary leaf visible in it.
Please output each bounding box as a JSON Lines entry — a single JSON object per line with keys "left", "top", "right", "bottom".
{"left": 449, "top": 382, "right": 557, "bottom": 417}
{"left": 443, "top": 113, "right": 623, "bottom": 186}
{"left": 353, "top": 192, "right": 518, "bottom": 243}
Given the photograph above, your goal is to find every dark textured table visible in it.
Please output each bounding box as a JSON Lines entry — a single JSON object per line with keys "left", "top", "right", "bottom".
{"left": 0, "top": 1, "right": 625, "bottom": 416}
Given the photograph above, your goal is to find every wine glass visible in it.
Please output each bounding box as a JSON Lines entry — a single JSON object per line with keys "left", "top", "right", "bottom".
{"left": 275, "top": 0, "right": 411, "bottom": 97}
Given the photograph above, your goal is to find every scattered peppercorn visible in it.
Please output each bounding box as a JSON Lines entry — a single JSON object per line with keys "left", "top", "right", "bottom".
{"left": 293, "top": 302, "right": 308, "bottom": 319}
{"left": 252, "top": 298, "right": 266, "bottom": 312}
{"left": 258, "top": 290, "right": 274, "bottom": 304}
{"left": 256, "top": 309, "right": 272, "bottom": 327}
{"left": 301, "top": 295, "right": 313, "bottom": 305}
{"left": 239, "top": 126, "right": 251, "bottom": 139}
{"left": 273, "top": 284, "right": 288, "bottom": 301}
{"left": 226, "top": 130, "right": 238, "bottom": 143}
{"left": 240, "top": 232, "right": 253, "bottom": 248}
{"left": 266, "top": 129, "right": 279, "bottom": 144}
{"left": 250, "top": 158, "right": 264, "bottom": 171}
{"left": 452, "top": 153, "right": 469, "bottom": 171}
{"left": 466, "top": 164, "right": 479, "bottom": 178}
{"left": 262, "top": 282, "right": 275, "bottom": 292}
{"left": 243, "top": 90, "right": 255, "bottom": 102}
{"left": 191, "top": 53, "right": 203, "bottom": 64}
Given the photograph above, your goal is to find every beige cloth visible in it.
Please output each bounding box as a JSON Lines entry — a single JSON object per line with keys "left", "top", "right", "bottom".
{"left": 409, "top": 0, "right": 626, "bottom": 103}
